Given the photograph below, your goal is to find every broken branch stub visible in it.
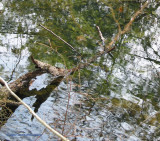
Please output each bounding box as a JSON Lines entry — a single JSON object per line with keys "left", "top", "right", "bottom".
{"left": 31, "top": 56, "right": 68, "bottom": 76}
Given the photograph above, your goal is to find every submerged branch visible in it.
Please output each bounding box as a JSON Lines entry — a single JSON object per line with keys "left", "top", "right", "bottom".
{"left": 0, "top": 70, "right": 44, "bottom": 100}
{"left": 132, "top": 54, "right": 160, "bottom": 65}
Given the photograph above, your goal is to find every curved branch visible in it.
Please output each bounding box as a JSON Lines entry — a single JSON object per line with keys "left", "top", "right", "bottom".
{"left": 0, "top": 77, "right": 70, "bottom": 141}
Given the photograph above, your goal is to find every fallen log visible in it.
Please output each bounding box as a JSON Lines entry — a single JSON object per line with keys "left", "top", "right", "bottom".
{"left": 31, "top": 56, "right": 68, "bottom": 76}
{"left": 0, "top": 58, "right": 67, "bottom": 129}
{"left": 0, "top": 58, "right": 70, "bottom": 140}
{"left": 0, "top": 77, "right": 70, "bottom": 141}
{"left": 0, "top": 69, "right": 44, "bottom": 127}
{"left": 0, "top": 56, "right": 69, "bottom": 103}
{"left": 0, "top": 70, "right": 44, "bottom": 102}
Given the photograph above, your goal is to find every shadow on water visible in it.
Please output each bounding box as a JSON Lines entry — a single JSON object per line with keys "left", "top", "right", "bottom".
{"left": 0, "top": 73, "right": 63, "bottom": 126}
{"left": 18, "top": 76, "right": 64, "bottom": 120}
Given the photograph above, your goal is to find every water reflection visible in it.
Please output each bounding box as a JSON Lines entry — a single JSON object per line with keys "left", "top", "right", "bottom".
{"left": 0, "top": 0, "right": 160, "bottom": 141}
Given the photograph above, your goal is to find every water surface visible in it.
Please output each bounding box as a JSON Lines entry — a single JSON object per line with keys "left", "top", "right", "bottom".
{"left": 0, "top": 0, "right": 160, "bottom": 140}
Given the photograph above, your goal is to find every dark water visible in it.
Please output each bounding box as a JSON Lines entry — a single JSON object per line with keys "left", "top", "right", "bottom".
{"left": 0, "top": 0, "right": 160, "bottom": 140}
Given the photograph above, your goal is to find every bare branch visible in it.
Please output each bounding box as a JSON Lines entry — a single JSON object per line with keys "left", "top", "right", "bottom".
{"left": 0, "top": 100, "right": 21, "bottom": 106}
{"left": 39, "top": 24, "right": 81, "bottom": 56}
{"left": 96, "top": 26, "right": 106, "bottom": 46}
{"left": 31, "top": 56, "right": 68, "bottom": 76}
{"left": 110, "top": 6, "right": 121, "bottom": 33}
{"left": 121, "top": 1, "right": 148, "bottom": 34}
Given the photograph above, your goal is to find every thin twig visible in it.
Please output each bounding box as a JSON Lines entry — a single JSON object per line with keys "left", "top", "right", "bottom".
{"left": 0, "top": 77, "right": 70, "bottom": 141}
{"left": 8, "top": 51, "right": 22, "bottom": 83}
{"left": 39, "top": 24, "right": 81, "bottom": 56}
{"left": 96, "top": 26, "right": 106, "bottom": 46}
{"left": 0, "top": 100, "right": 21, "bottom": 106}
{"left": 62, "top": 78, "right": 72, "bottom": 135}
{"left": 48, "top": 39, "right": 67, "bottom": 68}
{"left": 110, "top": 6, "right": 121, "bottom": 33}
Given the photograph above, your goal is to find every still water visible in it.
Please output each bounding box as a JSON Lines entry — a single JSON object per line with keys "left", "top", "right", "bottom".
{"left": 0, "top": 0, "right": 160, "bottom": 140}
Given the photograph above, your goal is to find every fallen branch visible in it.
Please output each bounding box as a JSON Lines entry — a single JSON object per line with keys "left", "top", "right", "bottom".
{"left": 0, "top": 57, "right": 68, "bottom": 102}
{"left": 31, "top": 56, "right": 68, "bottom": 76}
{"left": 0, "top": 77, "right": 70, "bottom": 141}
{"left": 0, "top": 70, "right": 44, "bottom": 100}
{"left": 0, "top": 100, "right": 21, "bottom": 106}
